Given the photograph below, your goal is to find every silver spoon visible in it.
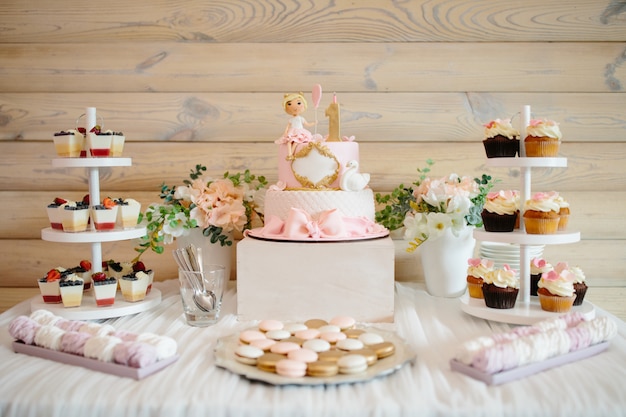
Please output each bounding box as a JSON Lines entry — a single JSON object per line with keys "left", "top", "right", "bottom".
{"left": 174, "top": 247, "right": 215, "bottom": 312}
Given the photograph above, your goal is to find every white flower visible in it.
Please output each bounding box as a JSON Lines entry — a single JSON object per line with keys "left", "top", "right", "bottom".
{"left": 161, "top": 211, "right": 188, "bottom": 243}
{"left": 425, "top": 212, "right": 452, "bottom": 240}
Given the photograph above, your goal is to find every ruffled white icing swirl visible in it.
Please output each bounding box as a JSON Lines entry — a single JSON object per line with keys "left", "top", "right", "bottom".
{"left": 524, "top": 192, "right": 561, "bottom": 213}
{"left": 569, "top": 266, "right": 586, "bottom": 284}
{"left": 483, "top": 265, "right": 519, "bottom": 289}
{"left": 483, "top": 119, "right": 520, "bottom": 140}
{"left": 526, "top": 119, "right": 562, "bottom": 140}
{"left": 483, "top": 190, "right": 519, "bottom": 215}
{"left": 466, "top": 258, "right": 494, "bottom": 279}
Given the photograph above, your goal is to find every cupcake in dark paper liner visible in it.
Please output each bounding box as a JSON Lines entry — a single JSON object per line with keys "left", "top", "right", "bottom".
{"left": 482, "top": 264, "right": 519, "bottom": 309}
{"left": 530, "top": 257, "right": 553, "bottom": 296}
{"left": 482, "top": 118, "right": 520, "bottom": 158}
{"left": 481, "top": 190, "right": 519, "bottom": 232}
{"left": 567, "top": 264, "right": 588, "bottom": 306}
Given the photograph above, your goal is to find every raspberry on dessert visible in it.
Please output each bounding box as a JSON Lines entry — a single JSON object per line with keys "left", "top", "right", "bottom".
{"left": 80, "top": 260, "right": 92, "bottom": 270}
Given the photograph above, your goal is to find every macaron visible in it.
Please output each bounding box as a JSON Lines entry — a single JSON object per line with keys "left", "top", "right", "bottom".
{"left": 351, "top": 348, "right": 378, "bottom": 366}
{"left": 329, "top": 315, "right": 356, "bottom": 330}
{"left": 256, "top": 353, "right": 285, "bottom": 373}
{"left": 317, "top": 324, "right": 341, "bottom": 334}
{"left": 288, "top": 347, "right": 318, "bottom": 363}
{"left": 358, "top": 332, "right": 385, "bottom": 346}
{"left": 284, "top": 323, "right": 308, "bottom": 334}
{"left": 337, "top": 354, "right": 368, "bottom": 374}
{"left": 249, "top": 338, "right": 277, "bottom": 352}
{"left": 343, "top": 328, "right": 366, "bottom": 339}
{"left": 307, "top": 360, "right": 339, "bottom": 377}
{"left": 320, "top": 331, "right": 347, "bottom": 344}
{"left": 265, "top": 329, "right": 291, "bottom": 341}
{"left": 258, "top": 319, "right": 284, "bottom": 332}
{"left": 304, "top": 318, "right": 328, "bottom": 329}
{"left": 275, "top": 358, "right": 307, "bottom": 378}
{"left": 270, "top": 341, "right": 301, "bottom": 355}
{"left": 295, "top": 328, "right": 321, "bottom": 340}
{"left": 370, "top": 341, "right": 396, "bottom": 359}
{"left": 336, "top": 338, "right": 364, "bottom": 351}
{"left": 234, "top": 345, "right": 265, "bottom": 365}
{"left": 302, "top": 338, "right": 331, "bottom": 353}
{"left": 239, "top": 330, "right": 267, "bottom": 344}
{"left": 317, "top": 350, "right": 346, "bottom": 363}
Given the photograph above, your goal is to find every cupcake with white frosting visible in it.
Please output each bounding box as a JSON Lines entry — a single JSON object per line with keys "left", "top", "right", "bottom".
{"left": 482, "top": 264, "right": 519, "bottom": 309}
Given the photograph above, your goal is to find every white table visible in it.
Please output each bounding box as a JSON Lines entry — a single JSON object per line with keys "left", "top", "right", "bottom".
{"left": 1, "top": 279, "right": 625, "bottom": 417}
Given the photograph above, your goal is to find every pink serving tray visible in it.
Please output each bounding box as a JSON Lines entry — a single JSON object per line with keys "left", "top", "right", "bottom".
{"left": 13, "top": 341, "right": 179, "bottom": 380}
{"left": 449, "top": 341, "right": 609, "bottom": 385}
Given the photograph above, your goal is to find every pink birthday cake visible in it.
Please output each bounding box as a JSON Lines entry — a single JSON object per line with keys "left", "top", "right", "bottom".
{"left": 247, "top": 87, "right": 387, "bottom": 241}
{"left": 237, "top": 87, "right": 395, "bottom": 323}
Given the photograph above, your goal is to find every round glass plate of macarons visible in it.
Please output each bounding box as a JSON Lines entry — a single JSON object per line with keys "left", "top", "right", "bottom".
{"left": 214, "top": 325, "right": 416, "bottom": 386}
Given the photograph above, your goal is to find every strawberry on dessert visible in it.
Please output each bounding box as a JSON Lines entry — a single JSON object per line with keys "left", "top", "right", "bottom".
{"left": 53, "top": 129, "right": 84, "bottom": 158}
{"left": 73, "top": 259, "right": 93, "bottom": 291}
{"left": 46, "top": 197, "right": 67, "bottom": 230}
{"left": 92, "top": 272, "right": 117, "bottom": 307}
{"left": 37, "top": 268, "right": 63, "bottom": 303}
{"left": 87, "top": 125, "right": 112, "bottom": 157}
{"left": 92, "top": 197, "right": 119, "bottom": 231}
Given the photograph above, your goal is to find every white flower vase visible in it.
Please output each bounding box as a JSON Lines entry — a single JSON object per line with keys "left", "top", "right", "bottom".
{"left": 176, "top": 228, "right": 233, "bottom": 280}
{"left": 419, "top": 226, "right": 475, "bottom": 297}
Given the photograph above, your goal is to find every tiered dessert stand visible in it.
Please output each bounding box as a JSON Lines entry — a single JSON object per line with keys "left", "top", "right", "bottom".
{"left": 34, "top": 107, "right": 161, "bottom": 320}
{"left": 461, "top": 105, "right": 595, "bottom": 325}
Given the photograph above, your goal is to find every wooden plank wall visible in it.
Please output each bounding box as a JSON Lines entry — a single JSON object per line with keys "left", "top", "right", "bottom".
{"left": 1, "top": 0, "right": 625, "bottom": 320}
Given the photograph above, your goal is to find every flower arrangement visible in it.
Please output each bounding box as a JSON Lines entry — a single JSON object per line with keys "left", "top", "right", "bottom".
{"left": 134, "top": 164, "right": 267, "bottom": 260}
{"left": 375, "top": 159, "right": 497, "bottom": 252}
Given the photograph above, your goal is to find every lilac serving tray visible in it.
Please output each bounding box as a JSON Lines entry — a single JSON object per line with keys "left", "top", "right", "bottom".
{"left": 13, "top": 341, "right": 179, "bottom": 380}
{"left": 449, "top": 341, "right": 609, "bottom": 385}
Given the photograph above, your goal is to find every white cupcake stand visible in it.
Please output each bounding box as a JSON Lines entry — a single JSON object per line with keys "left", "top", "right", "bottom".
{"left": 460, "top": 105, "right": 595, "bottom": 325}
{"left": 36, "top": 107, "right": 161, "bottom": 319}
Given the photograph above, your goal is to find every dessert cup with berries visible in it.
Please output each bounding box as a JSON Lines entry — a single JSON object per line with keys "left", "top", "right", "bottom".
{"left": 92, "top": 272, "right": 117, "bottom": 307}
{"left": 37, "top": 268, "right": 63, "bottom": 303}
{"left": 92, "top": 197, "right": 119, "bottom": 231}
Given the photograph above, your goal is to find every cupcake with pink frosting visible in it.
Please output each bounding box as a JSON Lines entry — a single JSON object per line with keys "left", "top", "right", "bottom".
{"left": 482, "top": 264, "right": 519, "bottom": 309}
{"left": 466, "top": 258, "right": 495, "bottom": 299}
{"left": 537, "top": 263, "right": 576, "bottom": 312}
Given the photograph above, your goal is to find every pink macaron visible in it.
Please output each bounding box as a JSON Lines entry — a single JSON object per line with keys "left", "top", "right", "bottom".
{"left": 275, "top": 358, "right": 307, "bottom": 378}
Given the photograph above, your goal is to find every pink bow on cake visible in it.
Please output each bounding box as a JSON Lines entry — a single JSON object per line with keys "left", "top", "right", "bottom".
{"left": 257, "top": 208, "right": 383, "bottom": 240}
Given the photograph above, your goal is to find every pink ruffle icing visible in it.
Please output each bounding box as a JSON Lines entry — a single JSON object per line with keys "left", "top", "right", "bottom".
{"left": 113, "top": 342, "right": 158, "bottom": 368}
{"left": 9, "top": 315, "right": 41, "bottom": 345}
{"left": 60, "top": 331, "right": 92, "bottom": 356}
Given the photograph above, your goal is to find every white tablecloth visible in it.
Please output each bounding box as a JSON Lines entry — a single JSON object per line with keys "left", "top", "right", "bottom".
{"left": 1, "top": 279, "right": 625, "bottom": 417}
